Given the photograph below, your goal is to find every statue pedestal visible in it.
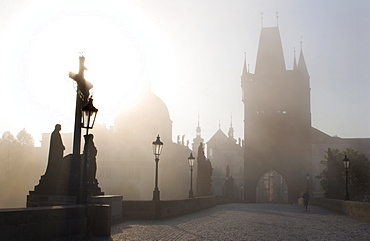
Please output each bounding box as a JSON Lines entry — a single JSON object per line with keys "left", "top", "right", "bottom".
{"left": 26, "top": 194, "right": 123, "bottom": 222}
{"left": 26, "top": 194, "right": 76, "bottom": 207}
{"left": 27, "top": 154, "right": 105, "bottom": 207}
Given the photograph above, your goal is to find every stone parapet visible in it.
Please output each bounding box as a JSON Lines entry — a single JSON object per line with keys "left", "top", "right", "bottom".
{"left": 0, "top": 204, "right": 111, "bottom": 241}
{"left": 311, "top": 198, "right": 370, "bottom": 222}
{"left": 122, "top": 195, "right": 234, "bottom": 220}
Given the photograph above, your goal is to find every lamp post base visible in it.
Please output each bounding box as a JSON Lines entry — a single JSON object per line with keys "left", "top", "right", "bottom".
{"left": 189, "top": 190, "right": 194, "bottom": 198}
{"left": 153, "top": 189, "right": 160, "bottom": 201}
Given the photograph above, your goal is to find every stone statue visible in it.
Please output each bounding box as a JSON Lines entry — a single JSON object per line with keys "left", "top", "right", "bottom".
{"left": 86, "top": 134, "right": 98, "bottom": 184}
{"left": 45, "top": 124, "right": 65, "bottom": 176}
{"left": 196, "top": 142, "right": 213, "bottom": 196}
{"left": 226, "top": 165, "right": 230, "bottom": 178}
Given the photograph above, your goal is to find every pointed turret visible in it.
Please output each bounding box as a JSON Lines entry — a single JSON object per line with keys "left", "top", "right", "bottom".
{"left": 242, "top": 52, "right": 248, "bottom": 76}
{"left": 196, "top": 114, "right": 202, "bottom": 138}
{"left": 228, "top": 114, "right": 235, "bottom": 142}
{"left": 293, "top": 48, "right": 297, "bottom": 70}
{"left": 298, "top": 48, "right": 309, "bottom": 78}
{"left": 192, "top": 114, "right": 204, "bottom": 153}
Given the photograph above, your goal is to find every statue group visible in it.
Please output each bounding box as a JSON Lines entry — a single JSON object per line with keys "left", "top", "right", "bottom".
{"left": 27, "top": 124, "right": 103, "bottom": 207}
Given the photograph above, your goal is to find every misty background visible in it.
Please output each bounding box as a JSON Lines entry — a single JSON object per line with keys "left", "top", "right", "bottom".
{"left": 0, "top": 0, "right": 369, "bottom": 145}
{"left": 0, "top": 0, "right": 370, "bottom": 207}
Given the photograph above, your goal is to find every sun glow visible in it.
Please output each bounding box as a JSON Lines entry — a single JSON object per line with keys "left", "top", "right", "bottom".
{"left": 21, "top": 4, "right": 176, "bottom": 135}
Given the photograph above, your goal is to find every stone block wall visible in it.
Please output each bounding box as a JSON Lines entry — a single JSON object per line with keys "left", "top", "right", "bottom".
{"left": 311, "top": 198, "right": 370, "bottom": 222}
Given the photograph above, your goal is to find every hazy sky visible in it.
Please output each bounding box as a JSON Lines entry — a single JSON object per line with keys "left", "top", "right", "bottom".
{"left": 1, "top": 0, "right": 370, "bottom": 147}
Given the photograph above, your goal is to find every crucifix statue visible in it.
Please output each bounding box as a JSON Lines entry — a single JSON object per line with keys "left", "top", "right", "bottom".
{"left": 69, "top": 55, "right": 93, "bottom": 156}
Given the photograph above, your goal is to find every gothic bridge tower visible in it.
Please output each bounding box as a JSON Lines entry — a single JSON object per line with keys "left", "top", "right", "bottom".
{"left": 241, "top": 26, "right": 312, "bottom": 203}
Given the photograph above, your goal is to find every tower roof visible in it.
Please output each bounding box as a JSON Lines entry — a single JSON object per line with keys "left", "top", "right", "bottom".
{"left": 255, "top": 27, "right": 286, "bottom": 75}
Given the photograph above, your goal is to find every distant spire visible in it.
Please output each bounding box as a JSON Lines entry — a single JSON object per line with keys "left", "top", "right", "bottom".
{"left": 276, "top": 11, "right": 279, "bottom": 27}
{"left": 300, "top": 36, "right": 303, "bottom": 51}
{"left": 228, "top": 113, "right": 235, "bottom": 140}
{"left": 196, "top": 113, "right": 201, "bottom": 138}
{"left": 293, "top": 47, "right": 297, "bottom": 70}
{"left": 192, "top": 112, "right": 204, "bottom": 153}
{"left": 230, "top": 113, "right": 233, "bottom": 128}
{"left": 242, "top": 51, "right": 248, "bottom": 75}
{"left": 261, "top": 12, "right": 264, "bottom": 28}
{"left": 219, "top": 120, "right": 221, "bottom": 130}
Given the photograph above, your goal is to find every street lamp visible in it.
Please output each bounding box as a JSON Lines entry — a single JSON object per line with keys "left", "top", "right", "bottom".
{"left": 306, "top": 173, "right": 310, "bottom": 191}
{"left": 188, "top": 153, "right": 195, "bottom": 198}
{"left": 152, "top": 135, "right": 163, "bottom": 201}
{"left": 77, "top": 97, "right": 98, "bottom": 204}
{"left": 343, "top": 155, "right": 350, "bottom": 200}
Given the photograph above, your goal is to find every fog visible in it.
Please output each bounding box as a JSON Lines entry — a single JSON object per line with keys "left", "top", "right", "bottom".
{"left": 1, "top": 0, "right": 370, "bottom": 207}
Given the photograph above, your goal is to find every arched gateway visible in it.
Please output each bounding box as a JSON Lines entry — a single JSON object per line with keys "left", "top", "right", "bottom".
{"left": 256, "top": 170, "right": 288, "bottom": 203}
{"left": 241, "top": 26, "right": 312, "bottom": 203}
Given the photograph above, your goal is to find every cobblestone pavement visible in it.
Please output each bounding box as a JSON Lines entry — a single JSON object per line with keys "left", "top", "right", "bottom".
{"left": 91, "top": 203, "right": 370, "bottom": 240}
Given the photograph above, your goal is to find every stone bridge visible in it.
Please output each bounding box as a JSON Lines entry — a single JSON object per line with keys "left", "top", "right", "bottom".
{"left": 92, "top": 203, "right": 370, "bottom": 240}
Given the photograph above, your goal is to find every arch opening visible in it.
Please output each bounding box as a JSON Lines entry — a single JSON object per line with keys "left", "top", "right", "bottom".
{"left": 256, "top": 170, "right": 288, "bottom": 204}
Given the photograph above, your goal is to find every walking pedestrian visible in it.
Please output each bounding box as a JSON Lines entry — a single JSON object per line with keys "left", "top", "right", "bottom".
{"left": 303, "top": 190, "right": 310, "bottom": 211}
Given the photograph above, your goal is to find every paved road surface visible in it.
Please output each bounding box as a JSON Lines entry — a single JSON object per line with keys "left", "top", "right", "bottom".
{"left": 92, "top": 203, "right": 370, "bottom": 240}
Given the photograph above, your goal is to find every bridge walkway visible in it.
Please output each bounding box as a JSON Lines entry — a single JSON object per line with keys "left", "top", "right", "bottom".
{"left": 92, "top": 203, "right": 370, "bottom": 240}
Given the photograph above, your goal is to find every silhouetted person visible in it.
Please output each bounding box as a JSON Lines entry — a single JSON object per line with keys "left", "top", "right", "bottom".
{"left": 86, "top": 134, "right": 98, "bottom": 184}
{"left": 303, "top": 190, "right": 310, "bottom": 211}
{"left": 45, "top": 124, "right": 65, "bottom": 176}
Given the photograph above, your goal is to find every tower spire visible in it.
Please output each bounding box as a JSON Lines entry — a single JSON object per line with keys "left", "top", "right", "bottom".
{"left": 242, "top": 51, "right": 248, "bottom": 75}
{"left": 192, "top": 112, "right": 204, "bottom": 153}
{"left": 298, "top": 40, "right": 309, "bottom": 78}
{"left": 293, "top": 47, "right": 297, "bottom": 70}
{"left": 228, "top": 113, "right": 235, "bottom": 141}
{"left": 276, "top": 11, "right": 279, "bottom": 27}
{"left": 230, "top": 113, "right": 233, "bottom": 128}
{"left": 196, "top": 113, "right": 201, "bottom": 138}
{"left": 300, "top": 36, "right": 303, "bottom": 51}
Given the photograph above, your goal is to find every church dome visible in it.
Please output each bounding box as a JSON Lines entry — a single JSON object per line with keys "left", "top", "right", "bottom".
{"left": 114, "top": 85, "right": 173, "bottom": 143}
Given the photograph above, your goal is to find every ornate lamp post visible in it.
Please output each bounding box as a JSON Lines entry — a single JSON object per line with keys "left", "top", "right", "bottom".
{"left": 188, "top": 153, "right": 195, "bottom": 198}
{"left": 343, "top": 155, "right": 350, "bottom": 200}
{"left": 306, "top": 173, "right": 310, "bottom": 191}
{"left": 152, "top": 135, "right": 163, "bottom": 201}
{"left": 77, "top": 97, "right": 98, "bottom": 204}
